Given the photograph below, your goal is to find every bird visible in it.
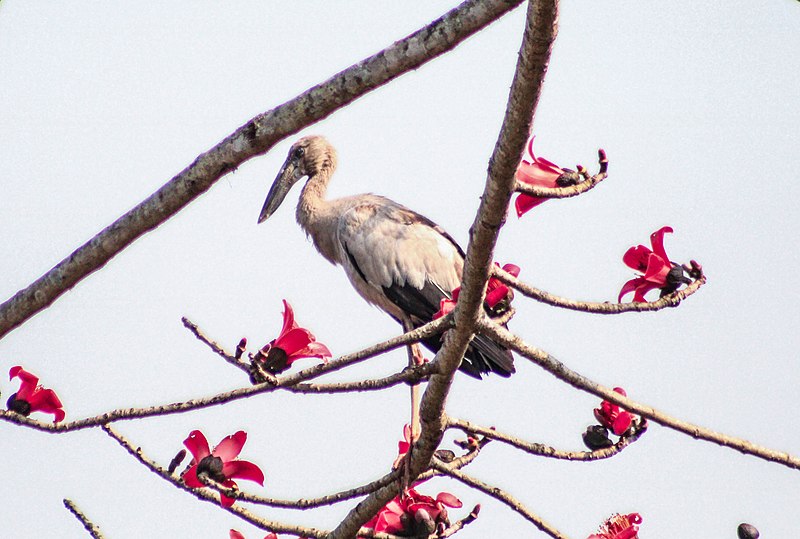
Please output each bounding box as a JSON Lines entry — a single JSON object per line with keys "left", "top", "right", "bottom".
{"left": 257, "top": 135, "right": 514, "bottom": 379}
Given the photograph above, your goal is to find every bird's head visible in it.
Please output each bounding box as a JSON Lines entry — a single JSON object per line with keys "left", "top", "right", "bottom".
{"left": 258, "top": 135, "right": 337, "bottom": 223}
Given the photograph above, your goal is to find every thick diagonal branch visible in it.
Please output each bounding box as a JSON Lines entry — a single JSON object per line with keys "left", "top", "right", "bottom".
{"left": 0, "top": 0, "right": 525, "bottom": 341}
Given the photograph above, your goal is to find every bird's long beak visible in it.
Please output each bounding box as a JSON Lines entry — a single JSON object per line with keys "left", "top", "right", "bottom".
{"left": 257, "top": 160, "right": 304, "bottom": 224}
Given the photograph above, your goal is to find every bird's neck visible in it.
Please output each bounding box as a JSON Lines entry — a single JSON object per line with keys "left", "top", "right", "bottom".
{"left": 296, "top": 167, "right": 340, "bottom": 265}
{"left": 297, "top": 167, "right": 331, "bottom": 226}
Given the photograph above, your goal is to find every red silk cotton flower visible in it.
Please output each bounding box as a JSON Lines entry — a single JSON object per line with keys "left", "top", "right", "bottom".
{"left": 362, "top": 487, "right": 463, "bottom": 536}
{"left": 255, "top": 300, "right": 332, "bottom": 374}
{"left": 230, "top": 531, "right": 277, "bottom": 539}
{"left": 588, "top": 513, "right": 642, "bottom": 539}
{"left": 434, "top": 263, "right": 521, "bottom": 319}
{"left": 514, "top": 137, "right": 568, "bottom": 217}
{"left": 7, "top": 366, "right": 65, "bottom": 423}
{"left": 619, "top": 226, "right": 691, "bottom": 302}
{"left": 183, "top": 430, "right": 265, "bottom": 507}
{"left": 594, "top": 387, "right": 634, "bottom": 436}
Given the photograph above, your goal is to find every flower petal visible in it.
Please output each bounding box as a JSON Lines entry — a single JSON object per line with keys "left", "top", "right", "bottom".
{"left": 9, "top": 366, "right": 39, "bottom": 401}
{"left": 213, "top": 431, "right": 247, "bottom": 462}
{"left": 291, "top": 341, "right": 332, "bottom": 362}
{"left": 436, "top": 492, "right": 462, "bottom": 508}
{"left": 622, "top": 245, "right": 652, "bottom": 272}
{"left": 183, "top": 430, "right": 211, "bottom": 461}
{"left": 275, "top": 327, "right": 315, "bottom": 356}
{"left": 642, "top": 253, "right": 671, "bottom": 284}
{"left": 612, "top": 411, "right": 634, "bottom": 436}
{"left": 649, "top": 226, "right": 674, "bottom": 262}
{"left": 27, "top": 388, "right": 65, "bottom": 422}
{"left": 501, "top": 263, "right": 520, "bottom": 277}
{"left": 279, "top": 299, "right": 297, "bottom": 337}
{"left": 182, "top": 464, "right": 204, "bottom": 488}
{"left": 484, "top": 283, "right": 509, "bottom": 308}
{"left": 618, "top": 277, "right": 645, "bottom": 303}
{"left": 222, "top": 459, "right": 265, "bottom": 486}
{"left": 514, "top": 193, "right": 547, "bottom": 217}
{"left": 219, "top": 479, "right": 238, "bottom": 507}
{"left": 230, "top": 530, "right": 245, "bottom": 539}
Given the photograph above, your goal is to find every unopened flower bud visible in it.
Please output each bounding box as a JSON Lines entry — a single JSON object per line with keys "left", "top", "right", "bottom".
{"left": 737, "top": 523, "right": 759, "bottom": 539}
{"left": 583, "top": 425, "right": 613, "bottom": 450}
{"left": 168, "top": 449, "right": 187, "bottom": 474}
{"left": 235, "top": 338, "right": 247, "bottom": 359}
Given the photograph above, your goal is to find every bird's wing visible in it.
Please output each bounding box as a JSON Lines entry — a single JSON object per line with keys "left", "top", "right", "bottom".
{"left": 336, "top": 195, "right": 515, "bottom": 379}
{"left": 335, "top": 196, "right": 463, "bottom": 322}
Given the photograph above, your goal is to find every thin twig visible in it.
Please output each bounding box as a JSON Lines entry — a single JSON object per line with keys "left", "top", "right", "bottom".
{"left": 432, "top": 462, "right": 568, "bottom": 539}
{"left": 447, "top": 417, "right": 644, "bottom": 461}
{"left": 477, "top": 317, "right": 800, "bottom": 471}
{"left": 437, "top": 504, "right": 482, "bottom": 538}
{"left": 0, "top": 0, "right": 526, "bottom": 341}
{"left": 184, "top": 314, "right": 450, "bottom": 380}
{"left": 63, "top": 499, "right": 105, "bottom": 539}
{"left": 0, "top": 363, "right": 435, "bottom": 433}
{"left": 493, "top": 266, "right": 707, "bottom": 314}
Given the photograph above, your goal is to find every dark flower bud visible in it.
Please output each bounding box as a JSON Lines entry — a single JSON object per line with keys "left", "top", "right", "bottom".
{"left": 556, "top": 170, "right": 581, "bottom": 187}
{"left": 583, "top": 425, "right": 614, "bottom": 450}
{"left": 168, "top": 449, "right": 187, "bottom": 474}
{"left": 235, "top": 338, "right": 247, "bottom": 360}
{"left": 737, "top": 523, "right": 760, "bottom": 539}
{"left": 6, "top": 393, "right": 31, "bottom": 416}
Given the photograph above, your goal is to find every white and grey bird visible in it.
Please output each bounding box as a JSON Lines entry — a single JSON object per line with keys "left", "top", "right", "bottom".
{"left": 257, "top": 135, "right": 514, "bottom": 378}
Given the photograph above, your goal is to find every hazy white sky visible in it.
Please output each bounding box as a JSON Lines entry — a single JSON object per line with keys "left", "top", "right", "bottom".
{"left": 1, "top": 1, "right": 798, "bottom": 538}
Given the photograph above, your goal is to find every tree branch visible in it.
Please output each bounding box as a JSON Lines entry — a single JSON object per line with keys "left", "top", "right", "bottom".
{"left": 432, "top": 462, "right": 568, "bottom": 539}
{"left": 493, "top": 266, "right": 707, "bottom": 314}
{"left": 477, "top": 317, "right": 800, "bottom": 471}
{"left": 184, "top": 314, "right": 451, "bottom": 380}
{"left": 102, "top": 425, "right": 432, "bottom": 539}
{"left": 448, "top": 416, "right": 645, "bottom": 461}
{"left": 63, "top": 499, "right": 106, "bottom": 539}
{"left": 0, "top": 363, "right": 434, "bottom": 433}
{"left": 328, "top": 1, "right": 560, "bottom": 537}
{"left": 0, "top": 0, "right": 526, "bottom": 341}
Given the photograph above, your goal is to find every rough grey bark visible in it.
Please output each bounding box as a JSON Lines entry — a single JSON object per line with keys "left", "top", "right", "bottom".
{"left": 0, "top": 0, "right": 525, "bottom": 340}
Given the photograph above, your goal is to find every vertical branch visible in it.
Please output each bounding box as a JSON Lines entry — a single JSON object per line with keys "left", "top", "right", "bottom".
{"left": 327, "top": 1, "right": 560, "bottom": 537}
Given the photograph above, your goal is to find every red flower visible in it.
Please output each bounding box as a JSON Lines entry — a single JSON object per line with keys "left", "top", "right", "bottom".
{"left": 7, "top": 366, "right": 65, "bottom": 423}
{"left": 230, "top": 531, "right": 277, "bottom": 539}
{"left": 514, "top": 137, "right": 568, "bottom": 217}
{"left": 619, "top": 226, "right": 690, "bottom": 302}
{"left": 433, "top": 263, "right": 521, "bottom": 319}
{"left": 588, "top": 513, "right": 642, "bottom": 539}
{"left": 363, "top": 488, "right": 462, "bottom": 536}
{"left": 594, "top": 388, "right": 634, "bottom": 436}
{"left": 392, "top": 424, "right": 413, "bottom": 470}
{"left": 182, "top": 430, "right": 265, "bottom": 507}
{"left": 255, "top": 300, "right": 332, "bottom": 374}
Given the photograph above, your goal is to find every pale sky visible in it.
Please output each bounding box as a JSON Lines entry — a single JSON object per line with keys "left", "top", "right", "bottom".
{"left": 1, "top": 1, "right": 799, "bottom": 538}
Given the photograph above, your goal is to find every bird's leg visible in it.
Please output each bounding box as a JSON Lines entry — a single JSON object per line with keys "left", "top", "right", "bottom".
{"left": 401, "top": 316, "right": 422, "bottom": 492}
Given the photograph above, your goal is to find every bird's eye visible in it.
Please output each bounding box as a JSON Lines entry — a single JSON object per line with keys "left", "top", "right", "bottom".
{"left": 293, "top": 147, "right": 305, "bottom": 159}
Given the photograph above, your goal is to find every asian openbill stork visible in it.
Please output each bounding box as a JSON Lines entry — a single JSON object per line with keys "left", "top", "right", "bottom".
{"left": 257, "top": 135, "right": 514, "bottom": 379}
